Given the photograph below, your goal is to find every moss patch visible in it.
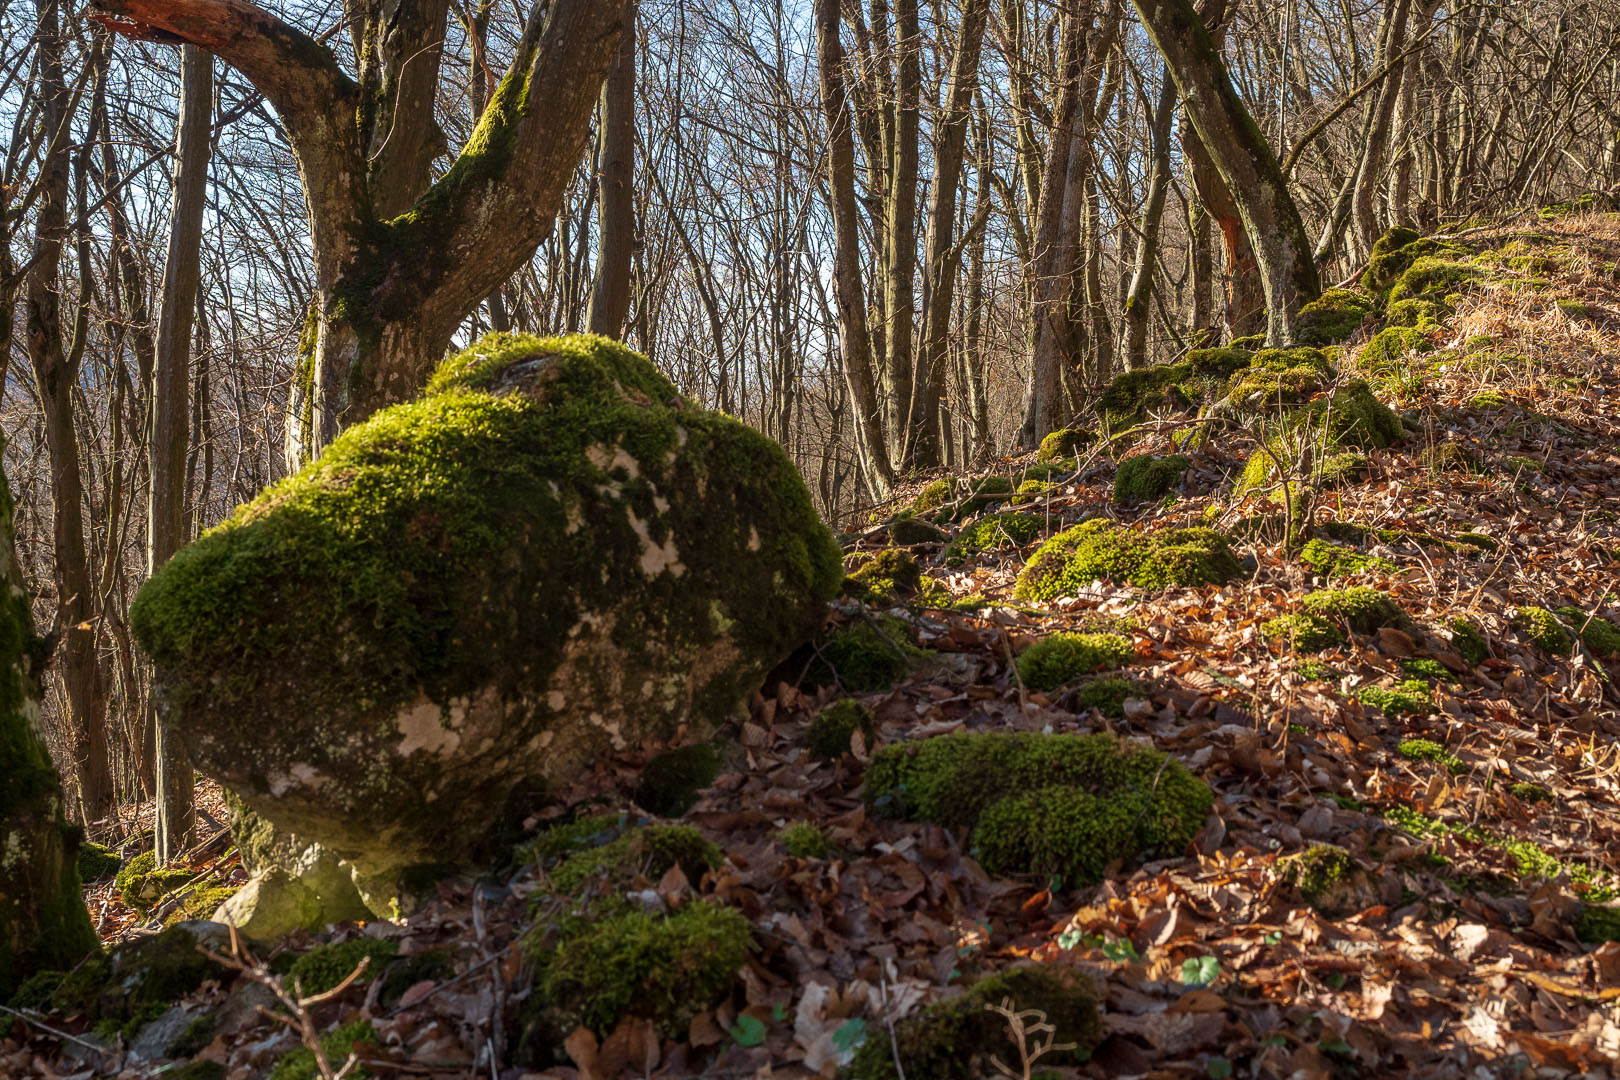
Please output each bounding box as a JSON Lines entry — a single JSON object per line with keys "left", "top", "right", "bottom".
{"left": 1014, "top": 520, "right": 1241, "bottom": 602}
{"left": 778, "top": 822, "right": 831, "bottom": 859}
{"left": 848, "top": 964, "right": 1100, "bottom": 1080}
{"left": 1016, "top": 633, "right": 1134, "bottom": 691}
{"left": 845, "top": 549, "right": 923, "bottom": 603}
{"left": 1359, "top": 680, "right": 1435, "bottom": 717}
{"left": 1300, "top": 587, "right": 1410, "bottom": 635}
{"left": 1554, "top": 607, "right": 1620, "bottom": 656}
{"left": 887, "top": 515, "right": 946, "bottom": 545}
{"left": 286, "top": 938, "right": 399, "bottom": 997}
{"left": 116, "top": 852, "right": 198, "bottom": 914}
{"left": 946, "top": 512, "right": 1042, "bottom": 562}
{"left": 268, "top": 1019, "right": 377, "bottom": 1080}
{"left": 866, "top": 732, "right": 1212, "bottom": 886}
{"left": 805, "top": 699, "right": 876, "bottom": 760}
{"left": 1447, "top": 619, "right": 1489, "bottom": 664}
{"left": 1300, "top": 538, "right": 1393, "bottom": 578}
{"left": 76, "top": 842, "right": 120, "bottom": 882}
{"left": 1295, "top": 288, "right": 1373, "bottom": 345}
{"left": 1514, "top": 606, "right": 1573, "bottom": 654}
{"left": 1113, "top": 454, "right": 1189, "bottom": 505}
{"left": 1071, "top": 674, "right": 1150, "bottom": 718}
{"left": 636, "top": 743, "right": 722, "bottom": 817}
{"left": 1278, "top": 845, "right": 1374, "bottom": 917}
{"left": 1578, "top": 905, "right": 1620, "bottom": 945}
{"left": 1262, "top": 613, "right": 1345, "bottom": 653}
{"left": 1038, "top": 428, "right": 1093, "bottom": 462}
{"left": 813, "top": 618, "right": 931, "bottom": 693}
{"left": 1398, "top": 738, "right": 1462, "bottom": 773}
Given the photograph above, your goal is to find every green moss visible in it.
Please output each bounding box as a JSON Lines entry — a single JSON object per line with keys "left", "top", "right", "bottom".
{"left": 1295, "top": 288, "right": 1373, "bottom": 345}
{"left": 1398, "top": 738, "right": 1462, "bottom": 772}
{"left": 865, "top": 732, "right": 1212, "bottom": 886}
{"left": 1386, "top": 298, "right": 1445, "bottom": 328}
{"left": 7, "top": 968, "right": 64, "bottom": 1010}
{"left": 171, "top": 1012, "right": 218, "bottom": 1058}
{"left": 1509, "top": 783, "right": 1551, "bottom": 804}
{"left": 1577, "top": 906, "right": 1620, "bottom": 945}
{"left": 268, "top": 1019, "right": 377, "bottom": 1080}
{"left": 806, "top": 699, "right": 876, "bottom": 760}
{"left": 131, "top": 334, "right": 841, "bottom": 883}
{"left": 1038, "top": 427, "right": 1094, "bottom": 462}
{"left": 1261, "top": 614, "right": 1345, "bottom": 653}
{"left": 1359, "top": 680, "right": 1435, "bottom": 717}
{"left": 778, "top": 822, "right": 831, "bottom": 859}
{"left": 1469, "top": 390, "right": 1509, "bottom": 409}
{"left": 1300, "top": 538, "right": 1392, "bottom": 578}
{"left": 50, "top": 925, "right": 217, "bottom": 1025}
{"left": 1514, "top": 606, "right": 1573, "bottom": 654}
{"left": 848, "top": 963, "right": 1100, "bottom": 1080}
{"left": 1224, "top": 347, "right": 1334, "bottom": 404}
{"left": 1318, "top": 452, "right": 1368, "bottom": 487}
{"left": 376, "top": 949, "right": 453, "bottom": 1007}
{"left": 1399, "top": 658, "right": 1450, "bottom": 682}
{"left": 1014, "top": 520, "right": 1241, "bottom": 601}
{"left": 845, "top": 549, "right": 924, "bottom": 603}
{"left": 1504, "top": 455, "right": 1545, "bottom": 474}
{"left": 911, "top": 479, "right": 954, "bottom": 516}
{"left": 1308, "top": 380, "right": 1404, "bottom": 450}
{"left": 286, "top": 938, "right": 398, "bottom": 997}
{"left": 945, "top": 512, "right": 1042, "bottom": 562}
{"left": 1419, "top": 442, "right": 1478, "bottom": 473}
{"left": 918, "top": 476, "right": 1017, "bottom": 523}
{"left": 1278, "top": 845, "right": 1371, "bottom": 916}
{"left": 1557, "top": 299, "right": 1592, "bottom": 320}
{"left": 1553, "top": 607, "right": 1620, "bottom": 656}
{"left": 115, "top": 852, "right": 198, "bottom": 913}
{"left": 1016, "top": 633, "right": 1134, "bottom": 692}
{"left": 1388, "top": 257, "right": 1483, "bottom": 307}
{"left": 1072, "top": 675, "right": 1148, "bottom": 718}
{"left": 815, "top": 617, "right": 930, "bottom": 692}
{"left": 1455, "top": 531, "right": 1497, "bottom": 552}
{"left": 1011, "top": 479, "right": 1050, "bottom": 504}
{"left": 76, "top": 842, "right": 119, "bottom": 881}
{"left": 538, "top": 901, "right": 750, "bottom": 1040}
{"left": 1360, "top": 325, "right": 1431, "bottom": 369}
{"left": 1097, "top": 349, "right": 1252, "bottom": 427}
{"left": 1300, "top": 587, "right": 1410, "bottom": 635}
{"left": 1362, "top": 226, "right": 1424, "bottom": 291}
{"left": 163, "top": 886, "right": 238, "bottom": 928}
{"left": 543, "top": 822, "right": 721, "bottom": 897}
{"left": 1447, "top": 619, "right": 1489, "bottom": 664}
{"left": 635, "top": 743, "right": 721, "bottom": 818}
{"left": 1296, "top": 660, "right": 1341, "bottom": 682}
{"left": 1113, "top": 454, "right": 1189, "bottom": 505}
{"left": 1229, "top": 334, "right": 1266, "bottom": 351}
{"left": 887, "top": 515, "right": 946, "bottom": 545}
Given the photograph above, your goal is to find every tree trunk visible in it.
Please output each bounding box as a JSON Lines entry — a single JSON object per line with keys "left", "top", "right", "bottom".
{"left": 150, "top": 45, "right": 213, "bottom": 865}
{"left": 883, "top": 0, "right": 921, "bottom": 465}
{"left": 27, "top": 0, "right": 113, "bottom": 824}
{"left": 0, "top": 459, "right": 98, "bottom": 998}
{"left": 910, "top": 0, "right": 989, "bottom": 469}
{"left": 587, "top": 0, "right": 637, "bottom": 338}
{"left": 1351, "top": 0, "right": 1415, "bottom": 254}
{"left": 815, "top": 0, "right": 895, "bottom": 494}
{"left": 1132, "top": 0, "right": 1320, "bottom": 344}
{"left": 1120, "top": 68, "right": 1178, "bottom": 369}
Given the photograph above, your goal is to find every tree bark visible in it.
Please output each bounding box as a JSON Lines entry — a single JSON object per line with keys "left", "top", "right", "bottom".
{"left": 883, "top": 0, "right": 921, "bottom": 465}
{"left": 27, "top": 0, "right": 113, "bottom": 824}
{"left": 587, "top": 0, "right": 637, "bottom": 338}
{"left": 1351, "top": 0, "right": 1415, "bottom": 254}
{"left": 151, "top": 45, "right": 213, "bottom": 865}
{"left": 1132, "top": 0, "right": 1320, "bottom": 344}
{"left": 0, "top": 458, "right": 98, "bottom": 998}
{"left": 911, "top": 0, "right": 989, "bottom": 469}
{"left": 1120, "top": 67, "right": 1178, "bottom": 369}
{"left": 815, "top": 0, "right": 895, "bottom": 495}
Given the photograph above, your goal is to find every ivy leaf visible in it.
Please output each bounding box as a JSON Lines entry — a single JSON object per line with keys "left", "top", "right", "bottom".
{"left": 1180, "top": 955, "right": 1221, "bottom": 988}
{"left": 833, "top": 1017, "right": 868, "bottom": 1053}
{"left": 729, "top": 1014, "right": 767, "bottom": 1047}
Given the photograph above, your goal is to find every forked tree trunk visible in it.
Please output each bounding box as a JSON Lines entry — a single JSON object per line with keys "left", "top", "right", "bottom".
{"left": 1133, "top": 0, "right": 1320, "bottom": 343}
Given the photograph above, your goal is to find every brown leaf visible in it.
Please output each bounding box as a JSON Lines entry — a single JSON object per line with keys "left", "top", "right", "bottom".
{"left": 563, "top": 1026, "right": 603, "bottom": 1080}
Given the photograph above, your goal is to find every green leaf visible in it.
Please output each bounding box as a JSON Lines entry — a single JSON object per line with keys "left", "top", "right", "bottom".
{"left": 729, "top": 1014, "right": 767, "bottom": 1047}
{"left": 771, "top": 1004, "right": 788, "bottom": 1022}
{"left": 1207, "top": 1058, "right": 1234, "bottom": 1079}
{"left": 833, "top": 1018, "right": 868, "bottom": 1053}
{"left": 1057, "top": 927, "right": 1084, "bottom": 950}
{"left": 1180, "top": 955, "right": 1221, "bottom": 988}
{"left": 1264, "top": 931, "right": 1282, "bottom": 945}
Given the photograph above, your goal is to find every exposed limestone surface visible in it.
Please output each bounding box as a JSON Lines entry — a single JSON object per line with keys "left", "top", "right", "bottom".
{"left": 132, "top": 334, "right": 841, "bottom": 912}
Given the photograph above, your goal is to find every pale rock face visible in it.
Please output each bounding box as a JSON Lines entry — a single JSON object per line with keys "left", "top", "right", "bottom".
{"left": 134, "top": 334, "right": 842, "bottom": 917}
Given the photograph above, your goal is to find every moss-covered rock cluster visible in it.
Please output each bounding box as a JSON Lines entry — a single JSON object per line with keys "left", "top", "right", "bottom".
{"left": 1014, "top": 520, "right": 1241, "bottom": 601}
{"left": 848, "top": 964, "right": 1100, "bottom": 1080}
{"left": 1294, "top": 288, "right": 1374, "bottom": 346}
{"left": 866, "top": 732, "right": 1212, "bottom": 886}
{"left": 129, "top": 334, "right": 842, "bottom": 909}
{"left": 945, "top": 512, "right": 1043, "bottom": 562}
{"left": 1015, "top": 633, "right": 1134, "bottom": 691}
{"left": 515, "top": 814, "right": 747, "bottom": 1065}
{"left": 1113, "top": 454, "right": 1188, "bottom": 505}
{"left": 115, "top": 852, "right": 198, "bottom": 914}
{"left": 810, "top": 617, "right": 931, "bottom": 693}
{"left": 1037, "top": 427, "right": 1093, "bottom": 462}
{"left": 806, "top": 699, "right": 876, "bottom": 760}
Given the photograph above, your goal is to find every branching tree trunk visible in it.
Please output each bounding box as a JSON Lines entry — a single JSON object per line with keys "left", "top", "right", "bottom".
{"left": 91, "top": 0, "right": 632, "bottom": 464}
{"left": 1132, "top": 0, "right": 1320, "bottom": 344}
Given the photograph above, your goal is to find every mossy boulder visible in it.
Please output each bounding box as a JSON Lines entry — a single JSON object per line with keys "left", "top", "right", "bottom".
{"left": 1098, "top": 349, "right": 1253, "bottom": 428}
{"left": 116, "top": 852, "right": 198, "bottom": 914}
{"left": 51, "top": 922, "right": 224, "bottom": 1026}
{"left": 1300, "top": 587, "right": 1410, "bottom": 635}
{"left": 285, "top": 937, "right": 399, "bottom": 997}
{"left": 130, "top": 334, "right": 841, "bottom": 910}
{"left": 866, "top": 732, "right": 1212, "bottom": 886}
{"left": 1224, "top": 347, "right": 1334, "bottom": 405}
{"left": 945, "top": 512, "right": 1042, "bottom": 562}
{"left": 1015, "top": 633, "right": 1134, "bottom": 691}
{"left": 1014, "top": 520, "right": 1241, "bottom": 602}
{"left": 76, "top": 842, "right": 120, "bottom": 882}
{"left": 1113, "top": 454, "right": 1188, "bottom": 505}
{"left": 1037, "top": 427, "right": 1094, "bottom": 462}
{"left": 848, "top": 964, "right": 1100, "bottom": 1080}
{"left": 218, "top": 791, "right": 371, "bottom": 942}
{"left": 887, "top": 515, "right": 946, "bottom": 545}
{"left": 806, "top": 699, "right": 876, "bottom": 760}
{"left": 1295, "top": 288, "right": 1373, "bottom": 346}
{"left": 845, "top": 549, "right": 923, "bottom": 602}
{"left": 809, "top": 617, "right": 931, "bottom": 693}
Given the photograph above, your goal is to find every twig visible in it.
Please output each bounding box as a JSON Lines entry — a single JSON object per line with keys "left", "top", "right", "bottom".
{"left": 0, "top": 1003, "right": 116, "bottom": 1060}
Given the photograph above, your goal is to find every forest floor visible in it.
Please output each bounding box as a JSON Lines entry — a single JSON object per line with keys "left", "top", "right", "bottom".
{"left": 9, "top": 210, "right": 1620, "bottom": 1080}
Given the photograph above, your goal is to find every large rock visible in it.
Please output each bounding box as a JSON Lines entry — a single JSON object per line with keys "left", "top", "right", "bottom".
{"left": 133, "top": 334, "right": 841, "bottom": 910}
